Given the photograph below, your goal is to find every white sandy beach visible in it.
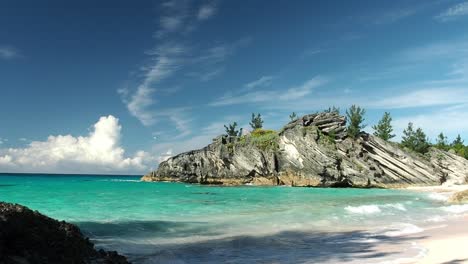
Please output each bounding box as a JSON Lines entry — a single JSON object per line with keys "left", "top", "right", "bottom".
{"left": 406, "top": 185, "right": 468, "bottom": 264}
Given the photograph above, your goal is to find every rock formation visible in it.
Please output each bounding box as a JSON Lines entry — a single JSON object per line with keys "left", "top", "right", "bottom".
{"left": 448, "top": 190, "right": 468, "bottom": 204}
{"left": 142, "top": 112, "right": 468, "bottom": 187}
{"left": 0, "top": 202, "right": 129, "bottom": 264}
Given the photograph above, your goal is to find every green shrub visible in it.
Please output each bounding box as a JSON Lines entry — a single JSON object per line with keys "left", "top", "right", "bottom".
{"left": 251, "top": 129, "right": 276, "bottom": 137}
{"left": 243, "top": 129, "right": 279, "bottom": 151}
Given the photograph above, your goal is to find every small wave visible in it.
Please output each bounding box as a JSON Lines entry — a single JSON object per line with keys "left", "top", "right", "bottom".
{"left": 425, "top": 215, "right": 446, "bottom": 223}
{"left": 345, "top": 205, "right": 381, "bottom": 214}
{"left": 384, "top": 223, "right": 424, "bottom": 237}
{"left": 428, "top": 193, "right": 449, "bottom": 201}
{"left": 442, "top": 204, "right": 468, "bottom": 213}
{"left": 384, "top": 203, "right": 407, "bottom": 211}
{"left": 108, "top": 179, "right": 140, "bottom": 182}
{"left": 345, "top": 203, "right": 406, "bottom": 214}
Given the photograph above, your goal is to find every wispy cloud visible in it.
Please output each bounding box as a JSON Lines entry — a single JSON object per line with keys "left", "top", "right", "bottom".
{"left": 120, "top": 0, "right": 222, "bottom": 136}
{"left": 0, "top": 46, "right": 19, "bottom": 59}
{"left": 189, "top": 37, "right": 251, "bottom": 81}
{"left": 244, "top": 75, "right": 274, "bottom": 90}
{"left": 370, "top": 87, "right": 468, "bottom": 109}
{"left": 398, "top": 40, "right": 468, "bottom": 62}
{"left": 155, "top": 0, "right": 190, "bottom": 38}
{"left": 197, "top": 2, "right": 217, "bottom": 21}
{"left": 393, "top": 105, "right": 468, "bottom": 141}
{"left": 373, "top": 8, "right": 418, "bottom": 25}
{"left": 210, "top": 76, "right": 327, "bottom": 106}
{"left": 152, "top": 115, "right": 240, "bottom": 163}
{"left": 435, "top": 2, "right": 468, "bottom": 22}
{"left": 119, "top": 44, "right": 187, "bottom": 126}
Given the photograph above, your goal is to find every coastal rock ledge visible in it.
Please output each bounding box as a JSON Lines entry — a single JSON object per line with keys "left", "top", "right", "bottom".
{"left": 142, "top": 112, "right": 468, "bottom": 187}
{"left": 0, "top": 202, "right": 129, "bottom": 264}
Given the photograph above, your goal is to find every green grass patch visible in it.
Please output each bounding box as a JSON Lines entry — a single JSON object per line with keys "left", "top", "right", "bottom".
{"left": 236, "top": 129, "right": 279, "bottom": 152}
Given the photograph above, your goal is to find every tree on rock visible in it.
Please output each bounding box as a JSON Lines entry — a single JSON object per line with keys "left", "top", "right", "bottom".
{"left": 451, "top": 134, "right": 465, "bottom": 157}
{"left": 346, "top": 105, "right": 366, "bottom": 139}
{"left": 325, "top": 106, "right": 340, "bottom": 114}
{"left": 289, "top": 112, "right": 298, "bottom": 121}
{"left": 249, "top": 113, "right": 264, "bottom": 130}
{"left": 372, "top": 112, "right": 395, "bottom": 141}
{"left": 435, "top": 132, "right": 449, "bottom": 151}
{"left": 224, "top": 122, "right": 243, "bottom": 137}
{"left": 401, "top": 122, "right": 430, "bottom": 154}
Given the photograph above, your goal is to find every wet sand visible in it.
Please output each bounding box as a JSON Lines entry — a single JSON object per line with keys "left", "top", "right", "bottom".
{"left": 406, "top": 185, "right": 468, "bottom": 264}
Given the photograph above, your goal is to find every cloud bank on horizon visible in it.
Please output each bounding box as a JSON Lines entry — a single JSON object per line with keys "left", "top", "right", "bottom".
{"left": 1, "top": 0, "right": 468, "bottom": 174}
{"left": 0, "top": 116, "right": 153, "bottom": 174}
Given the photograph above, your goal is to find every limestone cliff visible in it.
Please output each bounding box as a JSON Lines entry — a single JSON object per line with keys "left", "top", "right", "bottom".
{"left": 142, "top": 112, "right": 468, "bottom": 187}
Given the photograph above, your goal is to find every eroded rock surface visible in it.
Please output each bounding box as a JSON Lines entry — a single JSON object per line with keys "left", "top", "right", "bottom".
{"left": 142, "top": 112, "right": 468, "bottom": 187}
{"left": 0, "top": 202, "right": 129, "bottom": 264}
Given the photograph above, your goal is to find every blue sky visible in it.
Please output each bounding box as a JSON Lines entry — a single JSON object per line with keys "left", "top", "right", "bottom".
{"left": 1, "top": 0, "right": 468, "bottom": 174}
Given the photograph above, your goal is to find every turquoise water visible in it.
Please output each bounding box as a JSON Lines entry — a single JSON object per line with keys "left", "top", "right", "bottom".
{"left": 0, "top": 174, "right": 461, "bottom": 263}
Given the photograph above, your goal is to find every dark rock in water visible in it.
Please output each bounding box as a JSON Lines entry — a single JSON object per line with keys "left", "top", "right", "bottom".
{"left": 0, "top": 202, "right": 129, "bottom": 264}
{"left": 142, "top": 112, "right": 468, "bottom": 187}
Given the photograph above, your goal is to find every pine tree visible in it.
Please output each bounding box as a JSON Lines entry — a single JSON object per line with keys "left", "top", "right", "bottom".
{"left": 435, "top": 132, "right": 448, "bottom": 151}
{"left": 346, "top": 105, "right": 366, "bottom": 139}
{"left": 289, "top": 112, "right": 298, "bottom": 121}
{"left": 325, "top": 106, "right": 340, "bottom": 114}
{"left": 401, "top": 122, "right": 416, "bottom": 150}
{"left": 224, "top": 122, "right": 243, "bottom": 137}
{"left": 401, "top": 122, "right": 430, "bottom": 154}
{"left": 414, "top": 128, "right": 430, "bottom": 154}
{"left": 372, "top": 112, "right": 395, "bottom": 141}
{"left": 249, "top": 113, "right": 263, "bottom": 130}
{"left": 451, "top": 134, "right": 465, "bottom": 157}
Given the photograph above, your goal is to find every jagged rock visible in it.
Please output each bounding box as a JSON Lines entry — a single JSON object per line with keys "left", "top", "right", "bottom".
{"left": 142, "top": 112, "right": 468, "bottom": 187}
{"left": 448, "top": 190, "right": 468, "bottom": 204}
{"left": 0, "top": 202, "right": 129, "bottom": 264}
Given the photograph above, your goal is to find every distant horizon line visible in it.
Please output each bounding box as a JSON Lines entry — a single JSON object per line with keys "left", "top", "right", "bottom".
{"left": 0, "top": 172, "right": 142, "bottom": 177}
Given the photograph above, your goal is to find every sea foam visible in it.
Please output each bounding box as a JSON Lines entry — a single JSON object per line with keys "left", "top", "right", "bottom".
{"left": 383, "top": 223, "right": 424, "bottom": 237}
{"left": 442, "top": 204, "right": 468, "bottom": 213}
{"left": 428, "top": 193, "right": 449, "bottom": 201}
{"left": 345, "top": 205, "right": 381, "bottom": 214}
{"left": 345, "top": 203, "right": 407, "bottom": 214}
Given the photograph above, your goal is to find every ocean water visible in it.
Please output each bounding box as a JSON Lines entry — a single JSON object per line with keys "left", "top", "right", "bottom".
{"left": 0, "top": 174, "right": 463, "bottom": 263}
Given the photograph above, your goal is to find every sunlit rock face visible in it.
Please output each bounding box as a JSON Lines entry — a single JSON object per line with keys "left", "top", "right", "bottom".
{"left": 142, "top": 112, "right": 468, "bottom": 187}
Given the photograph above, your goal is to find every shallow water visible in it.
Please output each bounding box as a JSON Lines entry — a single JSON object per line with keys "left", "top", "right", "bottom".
{"left": 0, "top": 174, "right": 462, "bottom": 263}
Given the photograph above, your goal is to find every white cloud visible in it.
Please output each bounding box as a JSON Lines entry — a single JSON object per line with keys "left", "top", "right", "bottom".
{"left": 197, "top": 3, "right": 217, "bottom": 20}
{"left": 393, "top": 105, "right": 468, "bottom": 141}
{"left": 189, "top": 38, "right": 251, "bottom": 81}
{"left": 370, "top": 87, "right": 468, "bottom": 109}
{"left": 210, "top": 76, "right": 327, "bottom": 106}
{"left": 157, "top": 149, "right": 173, "bottom": 163}
{"left": 398, "top": 41, "right": 468, "bottom": 62}
{"left": 160, "top": 15, "right": 184, "bottom": 32}
{"left": 0, "top": 46, "right": 19, "bottom": 59}
{"left": 121, "top": 1, "right": 229, "bottom": 128}
{"left": 151, "top": 116, "right": 240, "bottom": 162}
{"left": 0, "top": 116, "right": 153, "bottom": 174}
{"left": 245, "top": 76, "right": 274, "bottom": 90}
{"left": 120, "top": 44, "right": 187, "bottom": 126}
{"left": 373, "top": 7, "right": 419, "bottom": 25}
{"left": 435, "top": 2, "right": 468, "bottom": 22}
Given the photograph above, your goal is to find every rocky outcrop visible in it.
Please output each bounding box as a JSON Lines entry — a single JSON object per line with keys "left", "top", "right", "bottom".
{"left": 448, "top": 190, "right": 468, "bottom": 204}
{"left": 0, "top": 202, "right": 129, "bottom": 264}
{"left": 142, "top": 112, "right": 468, "bottom": 187}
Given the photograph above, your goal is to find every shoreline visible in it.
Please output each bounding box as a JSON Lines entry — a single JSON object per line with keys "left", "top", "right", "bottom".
{"left": 414, "top": 215, "right": 468, "bottom": 264}
{"left": 402, "top": 184, "right": 468, "bottom": 264}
